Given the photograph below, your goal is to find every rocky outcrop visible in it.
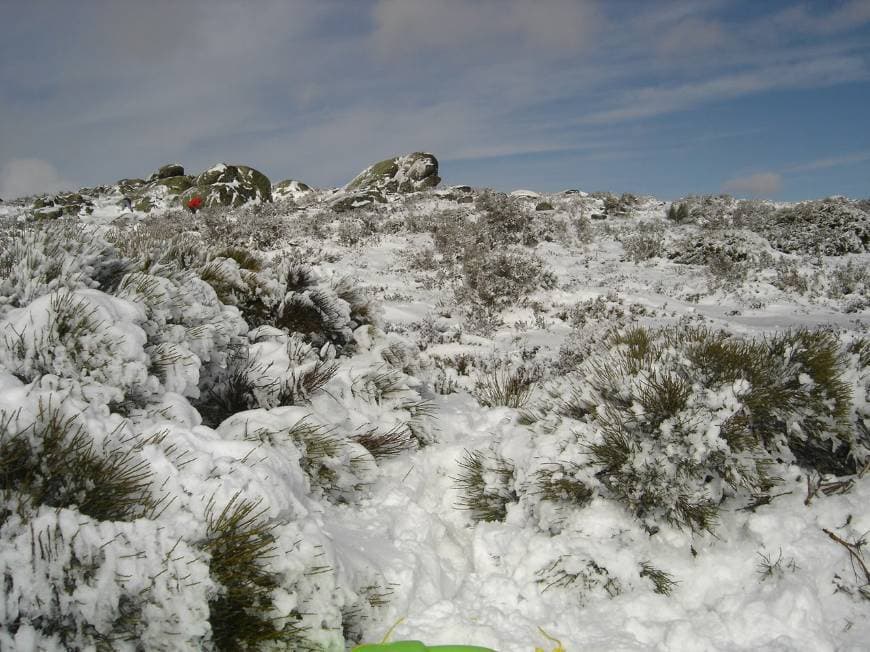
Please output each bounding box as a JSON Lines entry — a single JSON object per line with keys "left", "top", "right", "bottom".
{"left": 273, "top": 179, "right": 312, "bottom": 201}
{"left": 346, "top": 152, "right": 440, "bottom": 195}
{"left": 149, "top": 163, "right": 185, "bottom": 181}
{"left": 30, "top": 192, "right": 94, "bottom": 218}
{"left": 180, "top": 164, "right": 272, "bottom": 209}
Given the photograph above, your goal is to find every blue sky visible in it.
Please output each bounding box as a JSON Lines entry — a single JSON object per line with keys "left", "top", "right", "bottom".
{"left": 1, "top": 0, "right": 869, "bottom": 200}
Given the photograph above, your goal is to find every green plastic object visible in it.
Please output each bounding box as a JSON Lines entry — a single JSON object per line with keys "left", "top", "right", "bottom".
{"left": 352, "top": 642, "right": 496, "bottom": 652}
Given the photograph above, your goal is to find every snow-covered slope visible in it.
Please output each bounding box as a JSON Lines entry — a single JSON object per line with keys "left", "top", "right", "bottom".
{"left": 1, "top": 185, "right": 868, "bottom": 651}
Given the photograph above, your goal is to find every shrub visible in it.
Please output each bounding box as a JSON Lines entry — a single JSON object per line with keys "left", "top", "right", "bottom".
{"left": 601, "top": 192, "right": 639, "bottom": 218}
{"left": 459, "top": 248, "right": 557, "bottom": 310}
{"left": 758, "top": 198, "right": 870, "bottom": 255}
{"left": 201, "top": 493, "right": 309, "bottom": 651}
{"left": 454, "top": 449, "right": 517, "bottom": 522}
{"left": 577, "top": 325, "right": 864, "bottom": 533}
{"left": 473, "top": 366, "right": 538, "bottom": 409}
{"left": 581, "top": 327, "right": 776, "bottom": 532}
{"left": 475, "top": 190, "right": 535, "bottom": 246}
{"left": 0, "top": 224, "right": 130, "bottom": 315}
{"left": 0, "top": 402, "right": 153, "bottom": 521}
{"left": 619, "top": 221, "right": 665, "bottom": 262}
{"left": 666, "top": 202, "right": 690, "bottom": 224}
{"left": 531, "top": 462, "right": 594, "bottom": 508}
{"left": 194, "top": 350, "right": 274, "bottom": 428}
{"left": 537, "top": 556, "right": 622, "bottom": 600}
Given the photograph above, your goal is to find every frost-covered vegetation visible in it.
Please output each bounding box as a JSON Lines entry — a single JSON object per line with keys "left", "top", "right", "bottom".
{"left": 1, "top": 162, "right": 869, "bottom": 650}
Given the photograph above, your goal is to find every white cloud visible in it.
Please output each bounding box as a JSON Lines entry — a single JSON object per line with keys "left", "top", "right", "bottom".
{"left": 581, "top": 55, "right": 868, "bottom": 124}
{"left": 722, "top": 172, "right": 782, "bottom": 197}
{"left": 785, "top": 150, "right": 870, "bottom": 174}
{"left": 0, "top": 159, "right": 74, "bottom": 199}
{"left": 370, "top": 0, "right": 599, "bottom": 61}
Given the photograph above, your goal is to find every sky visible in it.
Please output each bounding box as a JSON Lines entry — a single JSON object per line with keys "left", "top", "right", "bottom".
{"left": 1, "top": 0, "right": 869, "bottom": 201}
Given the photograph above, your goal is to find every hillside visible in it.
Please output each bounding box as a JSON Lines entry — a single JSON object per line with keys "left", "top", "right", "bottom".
{"left": 1, "top": 154, "right": 868, "bottom": 651}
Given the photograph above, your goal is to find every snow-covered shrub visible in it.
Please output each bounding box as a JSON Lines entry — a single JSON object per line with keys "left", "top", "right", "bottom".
{"left": 579, "top": 326, "right": 777, "bottom": 532}
{"left": 336, "top": 210, "right": 380, "bottom": 246}
{"left": 472, "top": 366, "right": 538, "bottom": 409}
{"left": 732, "top": 198, "right": 775, "bottom": 228}
{"left": 537, "top": 556, "right": 623, "bottom": 601}
{"left": 475, "top": 190, "right": 536, "bottom": 246}
{"left": 619, "top": 220, "right": 665, "bottom": 262}
{"left": 665, "top": 201, "right": 690, "bottom": 224}
{"left": 201, "top": 493, "right": 310, "bottom": 651}
{"left": 666, "top": 229, "right": 760, "bottom": 266}
{"left": 0, "top": 289, "right": 157, "bottom": 406}
{"left": 758, "top": 198, "right": 870, "bottom": 255}
{"left": 0, "top": 507, "right": 213, "bottom": 651}
{"left": 767, "top": 329, "right": 864, "bottom": 474}
{"left": 454, "top": 449, "right": 518, "bottom": 522}
{"left": 772, "top": 258, "right": 820, "bottom": 296}
{"left": 599, "top": 192, "right": 640, "bottom": 217}
{"left": 571, "top": 326, "right": 865, "bottom": 533}
{"left": 828, "top": 260, "right": 870, "bottom": 311}
{"left": 0, "top": 224, "right": 130, "bottom": 316}
{"left": 0, "top": 401, "right": 154, "bottom": 521}
{"left": 531, "top": 462, "right": 594, "bottom": 510}
{"left": 669, "top": 195, "right": 735, "bottom": 228}
{"left": 193, "top": 348, "right": 274, "bottom": 428}
{"left": 458, "top": 248, "right": 557, "bottom": 310}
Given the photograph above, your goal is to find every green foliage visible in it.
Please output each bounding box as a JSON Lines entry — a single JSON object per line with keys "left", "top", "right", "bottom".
{"left": 640, "top": 562, "right": 678, "bottom": 595}
{"left": 537, "top": 556, "right": 622, "bottom": 600}
{"left": 271, "top": 359, "right": 339, "bottom": 407}
{"left": 579, "top": 325, "right": 863, "bottom": 533}
{"left": 473, "top": 366, "right": 537, "bottom": 409}
{"left": 194, "top": 350, "right": 273, "bottom": 428}
{"left": 459, "top": 248, "right": 557, "bottom": 310}
{"left": 666, "top": 202, "right": 690, "bottom": 223}
{"left": 531, "top": 462, "right": 594, "bottom": 507}
{"left": 201, "top": 493, "right": 309, "bottom": 651}
{"left": 353, "top": 423, "right": 416, "bottom": 460}
{"left": 454, "top": 449, "right": 517, "bottom": 522}
{"left": 0, "top": 402, "right": 153, "bottom": 521}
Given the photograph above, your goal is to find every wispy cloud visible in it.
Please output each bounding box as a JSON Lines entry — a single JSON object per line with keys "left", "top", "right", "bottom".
{"left": 784, "top": 150, "right": 870, "bottom": 174}
{"left": 722, "top": 172, "right": 782, "bottom": 198}
{"left": 581, "top": 55, "right": 868, "bottom": 124}
{"left": 0, "top": 1, "right": 867, "bottom": 199}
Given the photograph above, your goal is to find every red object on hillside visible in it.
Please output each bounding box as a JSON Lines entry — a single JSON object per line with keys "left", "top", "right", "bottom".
{"left": 187, "top": 195, "right": 203, "bottom": 212}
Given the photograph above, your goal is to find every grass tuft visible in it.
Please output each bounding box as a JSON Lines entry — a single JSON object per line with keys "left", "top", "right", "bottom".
{"left": 0, "top": 401, "right": 153, "bottom": 521}
{"left": 473, "top": 366, "right": 537, "bottom": 409}
{"left": 454, "top": 449, "right": 517, "bottom": 522}
{"left": 202, "top": 492, "right": 309, "bottom": 651}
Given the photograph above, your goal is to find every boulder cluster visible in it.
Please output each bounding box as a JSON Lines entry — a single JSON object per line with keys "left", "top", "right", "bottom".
{"left": 21, "top": 152, "right": 443, "bottom": 216}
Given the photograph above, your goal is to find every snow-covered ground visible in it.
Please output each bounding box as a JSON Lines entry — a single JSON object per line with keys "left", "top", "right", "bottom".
{"left": 1, "top": 184, "right": 868, "bottom": 651}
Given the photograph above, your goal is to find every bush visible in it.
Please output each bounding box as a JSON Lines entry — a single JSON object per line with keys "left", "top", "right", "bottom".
{"left": 666, "top": 202, "right": 690, "bottom": 224}
{"left": 473, "top": 366, "right": 538, "bottom": 409}
{"left": 454, "top": 449, "right": 517, "bottom": 522}
{"left": 0, "top": 224, "right": 130, "bottom": 316}
{"left": 574, "top": 325, "right": 864, "bottom": 532}
{"left": 475, "top": 190, "right": 535, "bottom": 246}
{"left": 201, "top": 493, "right": 309, "bottom": 651}
{"left": 758, "top": 198, "right": 870, "bottom": 255}
{"left": 0, "top": 402, "right": 154, "bottom": 521}
{"left": 458, "top": 248, "right": 557, "bottom": 310}
{"left": 619, "top": 221, "right": 665, "bottom": 262}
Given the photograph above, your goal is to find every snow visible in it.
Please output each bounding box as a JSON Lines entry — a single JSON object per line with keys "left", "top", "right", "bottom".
{"left": 1, "top": 186, "right": 869, "bottom": 650}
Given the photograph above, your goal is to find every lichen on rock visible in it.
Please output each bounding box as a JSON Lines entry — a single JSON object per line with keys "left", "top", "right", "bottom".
{"left": 345, "top": 152, "right": 440, "bottom": 195}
